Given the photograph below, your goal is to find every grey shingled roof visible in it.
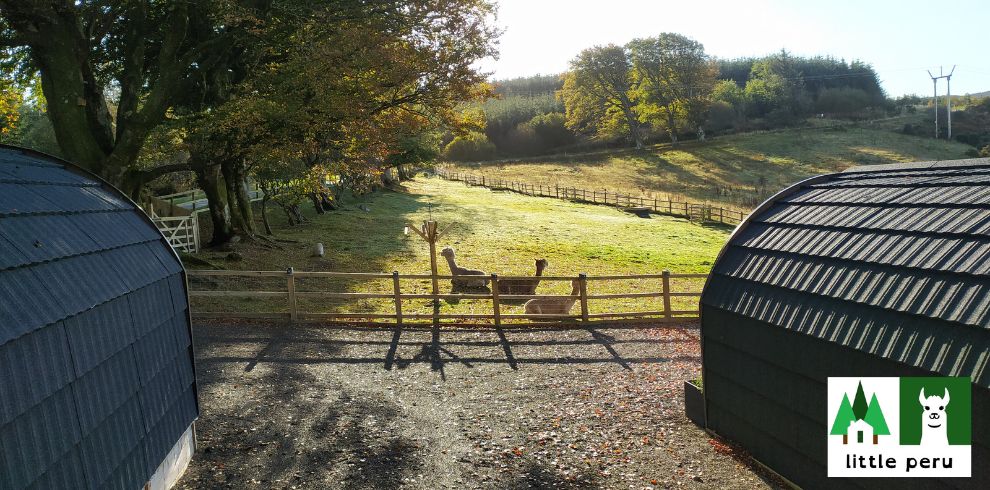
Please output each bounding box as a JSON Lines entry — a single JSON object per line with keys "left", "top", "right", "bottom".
{"left": 701, "top": 158, "right": 990, "bottom": 388}
{"left": 0, "top": 145, "right": 198, "bottom": 489}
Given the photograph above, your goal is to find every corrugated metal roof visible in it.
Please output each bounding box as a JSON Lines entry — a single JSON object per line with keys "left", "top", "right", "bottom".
{"left": 703, "top": 158, "right": 990, "bottom": 388}
{"left": 0, "top": 146, "right": 197, "bottom": 489}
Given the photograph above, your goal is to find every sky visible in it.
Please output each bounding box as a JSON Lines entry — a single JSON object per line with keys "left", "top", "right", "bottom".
{"left": 478, "top": 0, "right": 990, "bottom": 96}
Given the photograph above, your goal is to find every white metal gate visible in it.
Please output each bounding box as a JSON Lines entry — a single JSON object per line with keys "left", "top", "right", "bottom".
{"left": 153, "top": 215, "right": 200, "bottom": 253}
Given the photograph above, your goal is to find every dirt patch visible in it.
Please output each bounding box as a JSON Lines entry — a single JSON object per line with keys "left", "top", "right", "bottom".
{"left": 178, "top": 321, "right": 780, "bottom": 489}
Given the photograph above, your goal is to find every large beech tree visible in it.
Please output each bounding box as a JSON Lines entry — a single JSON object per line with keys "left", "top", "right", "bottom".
{"left": 0, "top": 1, "right": 256, "bottom": 194}
{"left": 559, "top": 45, "right": 643, "bottom": 149}
{"left": 628, "top": 33, "right": 717, "bottom": 144}
{"left": 178, "top": 0, "right": 498, "bottom": 244}
{"left": 2, "top": 0, "right": 498, "bottom": 245}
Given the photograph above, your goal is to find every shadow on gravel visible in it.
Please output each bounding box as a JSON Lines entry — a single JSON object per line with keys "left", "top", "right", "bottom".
{"left": 194, "top": 322, "right": 699, "bottom": 375}
{"left": 188, "top": 355, "right": 422, "bottom": 488}
{"left": 505, "top": 462, "right": 600, "bottom": 489}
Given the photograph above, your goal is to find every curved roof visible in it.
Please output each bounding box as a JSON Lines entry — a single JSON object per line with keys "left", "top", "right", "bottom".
{"left": 0, "top": 145, "right": 198, "bottom": 488}
{"left": 701, "top": 158, "right": 990, "bottom": 388}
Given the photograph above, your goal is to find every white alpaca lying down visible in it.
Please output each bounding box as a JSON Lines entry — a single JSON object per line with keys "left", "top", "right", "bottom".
{"left": 524, "top": 279, "right": 579, "bottom": 316}
{"left": 440, "top": 246, "right": 488, "bottom": 288}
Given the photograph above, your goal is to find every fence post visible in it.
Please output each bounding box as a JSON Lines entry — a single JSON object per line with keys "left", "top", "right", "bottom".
{"left": 287, "top": 267, "right": 298, "bottom": 323}
{"left": 578, "top": 273, "right": 589, "bottom": 323}
{"left": 491, "top": 274, "right": 501, "bottom": 327}
{"left": 662, "top": 269, "right": 672, "bottom": 320}
{"left": 392, "top": 271, "right": 403, "bottom": 326}
{"left": 192, "top": 215, "right": 201, "bottom": 253}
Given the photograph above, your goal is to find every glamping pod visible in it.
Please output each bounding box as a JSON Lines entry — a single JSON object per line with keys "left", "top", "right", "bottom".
{"left": 700, "top": 158, "right": 990, "bottom": 489}
{"left": 0, "top": 145, "right": 198, "bottom": 489}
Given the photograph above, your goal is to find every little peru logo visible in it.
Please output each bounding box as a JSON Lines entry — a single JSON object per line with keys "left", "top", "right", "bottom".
{"left": 826, "top": 377, "right": 971, "bottom": 478}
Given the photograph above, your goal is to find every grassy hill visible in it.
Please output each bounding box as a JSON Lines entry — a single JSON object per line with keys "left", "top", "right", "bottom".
{"left": 188, "top": 177, "right": 728, "bottom": 319}
{"left": 447, "top": 125, "right": 974, "bottom": 210}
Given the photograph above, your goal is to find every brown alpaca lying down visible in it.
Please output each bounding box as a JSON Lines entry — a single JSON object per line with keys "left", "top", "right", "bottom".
{"left": 524, "top": 279, "right": 579, "bottom": 316}
{"left": 497, "top": 258, "right": 548, "bottom": 295}
{"left": 440, "top": 246, "right": 488, "bottom": 288}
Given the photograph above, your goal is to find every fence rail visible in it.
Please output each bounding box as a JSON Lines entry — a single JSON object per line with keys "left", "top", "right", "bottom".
{"left": 436, "top": 169, "right": 747, "bottom": 226}
{"left": 187, "top": 269, "right": 706, "bottom": 325}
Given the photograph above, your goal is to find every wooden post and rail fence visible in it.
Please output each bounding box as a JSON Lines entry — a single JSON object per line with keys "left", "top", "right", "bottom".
{"left": 186, "top": 269, "right": 707, "bottom": 326}
{"left": 435, "top": 168, "right": 747, "bottom": 226}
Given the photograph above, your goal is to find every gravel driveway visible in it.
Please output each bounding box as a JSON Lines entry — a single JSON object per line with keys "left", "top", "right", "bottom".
{"left": 177, "top": 321, "right": 780, "bottom": 489}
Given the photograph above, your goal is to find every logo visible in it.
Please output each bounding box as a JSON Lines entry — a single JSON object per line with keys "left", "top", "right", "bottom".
{"left": 827, "top": 377, "right": 971, "bottom": 478}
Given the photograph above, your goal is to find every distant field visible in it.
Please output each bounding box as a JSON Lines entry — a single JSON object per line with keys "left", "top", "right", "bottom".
{"left": 448, "top": 125, "right": 973, "bottom": 210}
{"left": 187, "top": 177, "right": 729, "bottom": 320}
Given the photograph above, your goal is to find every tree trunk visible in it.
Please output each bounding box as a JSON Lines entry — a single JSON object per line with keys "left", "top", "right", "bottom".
{"left": 194, "top": 163, "right": 234, "bottom": 246}
{"left": 622, "top": 107, "right": 644, "bottom": 149}
{"left": 309, "top": 193, "right": 326, "bottom": 214}
{"left": 220, "top": 159, "right": 255, "bottom": 235}
{"left": 260, "top": 195, "right": 273, "bottom": 235}
{"left": 667, "top": 112, "right": 679, "bottom": 145}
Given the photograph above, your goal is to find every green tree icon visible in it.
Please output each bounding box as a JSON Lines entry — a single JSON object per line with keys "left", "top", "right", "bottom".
{"left": 864, "top": 393, "right": 890, "bottom": 436}
{"left": 852, "top": 381, "right": 869, "bottom": 420}
{"left": 830, "top": 393, "right": 856, "bottom": 435}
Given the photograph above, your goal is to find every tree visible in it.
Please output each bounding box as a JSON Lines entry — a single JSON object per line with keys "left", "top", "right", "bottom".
{"left": 443, "top": 131, "right": 496, "bottom": 161}
{"left": 864, "top": 393, "right": 890, "bottom": 436}
{"left": 744, "top": 51, "right": 810, "bottom": 122}
{"left": 852, "top": 381, "right": 870, "bottom": 421}
{"left": 0, "top": 1, "right": 245, "bottom": 195}
{"left": 0, "top": 76, "right": 21, "bottom": 136}
{"left": 559, "top": 45, "right": 643, "bottom": 148}
{"left": 830, "top": 393, "right": 856, "bottom": 435}
{"left": 152, "top": 0, "right": 497, "bottom": 244}
{"left": 628, "top": 33, "right": 717, "bottom": 143}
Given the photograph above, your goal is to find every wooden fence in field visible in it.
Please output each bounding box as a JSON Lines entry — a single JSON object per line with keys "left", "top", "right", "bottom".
{"left": 187, "top": 269, "right": 707, "bottom": 326}
{"left": 436, "top": 168, "right": 747, "bottom": 226}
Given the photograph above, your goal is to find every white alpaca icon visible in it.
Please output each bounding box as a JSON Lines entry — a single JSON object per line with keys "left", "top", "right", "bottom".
{"left": 919, "top": 388, "right": 951, "bottom": 445}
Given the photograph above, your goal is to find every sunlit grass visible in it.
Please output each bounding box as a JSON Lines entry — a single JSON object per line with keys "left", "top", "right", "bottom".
{"left": 449, "top": 126, "right": 973, "bottom": 210}
{"left": 186, "top": 177, "right": 730, "bottom": 322}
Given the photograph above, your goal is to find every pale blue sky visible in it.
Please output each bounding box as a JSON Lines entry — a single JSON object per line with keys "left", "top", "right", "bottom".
{"left": 479, "top": 0, "right": 990, "bottom": 96}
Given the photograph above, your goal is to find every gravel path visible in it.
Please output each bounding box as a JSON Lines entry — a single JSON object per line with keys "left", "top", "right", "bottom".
{"left": 178, "top": 321, "right": 780, "bottom": 489}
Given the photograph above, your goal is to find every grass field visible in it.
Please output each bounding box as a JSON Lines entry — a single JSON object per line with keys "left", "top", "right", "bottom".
{"left": 187, "top": 177, "right": 730, "bottom": 320}
{"left": 448, "top": 125, "right": 974, "bottom": 210}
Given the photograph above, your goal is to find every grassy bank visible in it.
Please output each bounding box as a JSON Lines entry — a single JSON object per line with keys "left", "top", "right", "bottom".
{"left": 448, "top": 126, "right": 973, "bottom": 210}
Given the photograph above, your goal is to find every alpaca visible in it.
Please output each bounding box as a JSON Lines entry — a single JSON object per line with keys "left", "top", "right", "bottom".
{"left": 440, "top": 246, "right": 488, "bottom": 289}
{"left": 524, "top": 279, "right": 580, "bottom": 316}
{"left": 919, "top": 388, "right": 951, "bottom": 445}
{"left": 498, "top": 259, "right": 548, "bottom": 295}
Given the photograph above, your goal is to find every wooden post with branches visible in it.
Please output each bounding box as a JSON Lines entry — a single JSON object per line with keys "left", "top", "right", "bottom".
{"left": 405, "top": 219, "right": 455, "bottom": 305}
